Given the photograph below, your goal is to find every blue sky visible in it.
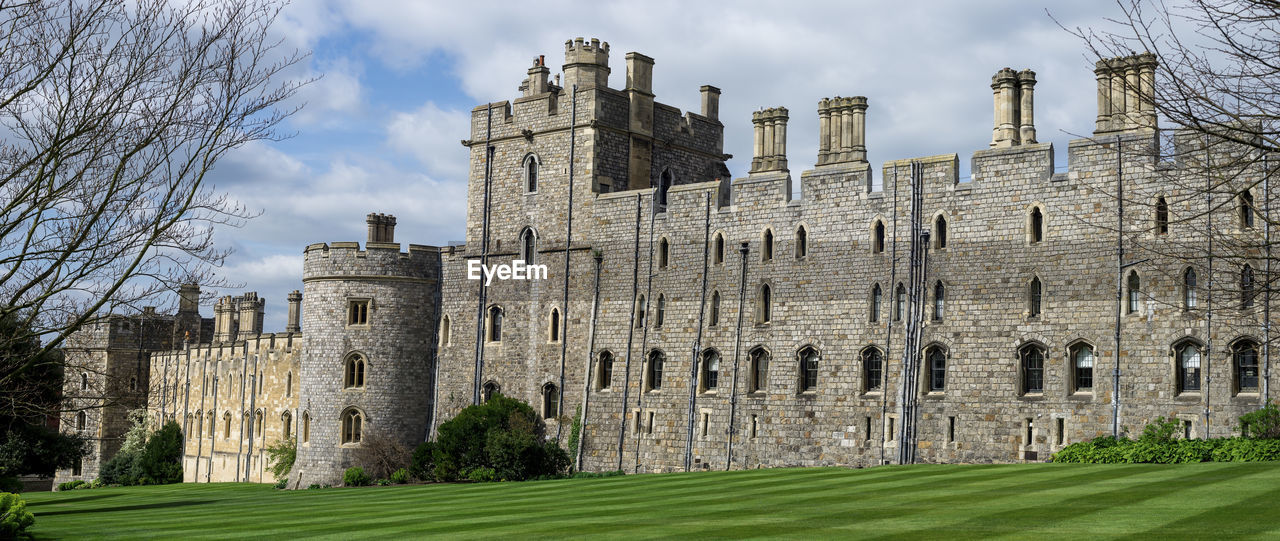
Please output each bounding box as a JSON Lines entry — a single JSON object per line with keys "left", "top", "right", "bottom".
{"left": 204, "top": 0, "right": 1122, "bottom": 331}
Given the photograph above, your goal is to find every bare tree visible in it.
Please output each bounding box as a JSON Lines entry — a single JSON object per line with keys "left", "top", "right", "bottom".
{"left": 0, "top": 0, "right": 308, "bottom": 407}
{"left": 1061, "top": 0, "right": 1280, "bottom": 405}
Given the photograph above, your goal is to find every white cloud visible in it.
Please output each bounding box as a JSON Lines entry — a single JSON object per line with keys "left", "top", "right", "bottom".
{"left": 386, "top": 101, "right": 471, "bottom": 180}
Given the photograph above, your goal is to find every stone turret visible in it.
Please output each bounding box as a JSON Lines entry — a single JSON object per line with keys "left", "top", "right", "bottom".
{"left": 751, "top": 107, "right": 789, "bottom": 173}
{"left": 292, "top": 214, "right": 441, "bottom": 487}
{"left": 1094, "top": 52, "right": 1158, "bottom": 133}
{"left": 562, "top": 37, "right": 609, "bottom": 90}
{"left": 818, "top": 96, "right": 868, "bottom": 165}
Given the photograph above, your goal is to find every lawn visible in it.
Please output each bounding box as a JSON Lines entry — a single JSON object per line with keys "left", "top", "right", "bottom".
{"left": 20, "top": 462, "right": 1280, "bottom": 539}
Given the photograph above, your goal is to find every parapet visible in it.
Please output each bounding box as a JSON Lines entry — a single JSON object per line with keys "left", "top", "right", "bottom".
{"left": 302, "top": 241, "right": 440, "bottom": 283}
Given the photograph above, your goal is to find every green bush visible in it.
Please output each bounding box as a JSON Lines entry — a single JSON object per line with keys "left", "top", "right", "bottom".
{"left": 390, "top": 468, "right": 411, "bottom": 484}
{"left": 1052, "top": 436, "right": 1280, "bottom": 464}
{"left": 376, "top": 478, "right": 391, "bottom": 486}
{"left": 139, "top": 421, "right": 183, "bottom": 485}
{"left": 431, "top": 394, "right": 570, "bottom": 482}
{"left": 56, "top": 480, "right": 86, "bottom": 491}
{"left": 1139, "top": 417, "right": 1181, "bottom": 443}
{"left": 265, "top": 437, "right": 297, "bottom": 482}
{"left": 570, "top": 470, "right": 626, "bottom": 479}
{"left": 99, "top": 409, "right": 152, "bottom": 486}
{"left": 463, "top": 467, "right": 496, "bottom": 483}
{"left": 273, "top": 479, "right": 287, "bottom": 490}
{"left": 0, "top": 492, "right": 34, "bottom": 539}
{"left": 410, "top": 441, "right": 436, "bottom": 481}
{"left": 1210, "top": 438, "right": 1280, "bottom": 461}
{"left": 343, "top": 467, "right": 371, "bottom": 487}
{"left": 307, "top": 483, "right": 321, "bottom": 490}
{"left": 1239, "top": 400, "right": 1280, "bottom": 439}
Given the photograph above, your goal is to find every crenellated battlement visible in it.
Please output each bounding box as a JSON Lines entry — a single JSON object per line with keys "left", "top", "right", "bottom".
{"left": 302, "top": 240, "right": 440, "bottom": 282}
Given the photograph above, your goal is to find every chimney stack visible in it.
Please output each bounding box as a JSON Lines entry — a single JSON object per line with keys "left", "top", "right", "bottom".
{"left": 1094, "top": 53, "right": 1157, "bottom": 134}
{"left": 286, "top": 290, "right": 302, "bottom": 333}
{"left": 366, "top": 213, "right": 397, "bottom": 244}
{"left": 237, "top": 292, "right": 264, "bottom": 341}
{"left": 750, "top": 107, "right": 789, "bottom": 173}
{"left": 700, "top": 85, "right": 720, "bottom": 121}
{"left": 990, "top": 68, "right": 1036, "bottom": 148}
{"left": 818, "top": 96, "right": 869, "bottom": 165}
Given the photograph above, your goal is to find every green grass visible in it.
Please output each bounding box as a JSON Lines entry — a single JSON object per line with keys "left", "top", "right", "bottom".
{"left": 21, "top": 462, "right": 1280, "bottom": 539}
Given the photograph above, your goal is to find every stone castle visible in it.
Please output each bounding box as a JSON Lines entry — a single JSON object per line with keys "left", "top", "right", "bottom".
{"left": 57, "top": 39, "right": 1273, "bottom": 486}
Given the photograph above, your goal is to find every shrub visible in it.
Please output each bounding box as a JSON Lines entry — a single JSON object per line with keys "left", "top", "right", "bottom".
{"left": 432, "top": 394, "right": 570, "bottom": 482}
{"left": 273, "top": 479, "right": 287, "bottom": 490}
{"left": 390, "top": 468, "right": 410, "bottom": 484}
{"left": 0, "top": 492, "right": 34, "bottom": 539}
{"left": 463, "top": 467, "right": 496, "bottom": 483}
{"left": 56, "top": 480, "right": 86, "bottom": 492}
{"left": 343, "top": 467, "right": 371, "bottom": 487}
{"left": 265, "top": 437, "right": 296, "bottom": 482}
{"left": 376, "top": 478, "right": 391, "bottom": 486}
{"left": 410, "top": 441, "right": 436, "bottom": 481}
{"left": 307, "top": 483, "right": 321, "bottom": 490}
{"left": 0, "top": 477, "right": 22, "bottom": 494}
{"left": 352, "top": 431, "right": 411, "bottom": 480}
{"left": 99, "top": 409, "right": 152, "bottom": 486}
{"left": 1139, "top": 417, "right": 1181, "bottom": 443}
{"left": 138, "top": 421, "right": 183, "bottom": 484}
{"left": 570, "top": 470, "right": 626, "bottom": 479}
{"left": 1239, "top": 400, "right": 1280, "bottom": 439}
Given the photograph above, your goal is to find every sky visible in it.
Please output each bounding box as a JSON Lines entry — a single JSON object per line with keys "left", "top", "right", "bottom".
{"left": 203, "top": 0, "right": 1127, "bottom": 331}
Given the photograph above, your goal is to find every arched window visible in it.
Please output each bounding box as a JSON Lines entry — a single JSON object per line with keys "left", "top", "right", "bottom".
{"left": 709, "top": 290, "right": 720, "bottom": 327}
{"left": 1029, "top": 276, "right": 1043, "bottom": 318}
{"left": 487, "top": 305, "right": 502, "bottom": 342}
{"left": 713, "top": 233, "right": 725, "bottom": 264}
{"left": 1019, "top": 344, "right": 1045, "bottom": 395}
{"left": 542, "top": 383, "right": 559, "bottom": 419}
{"left": 655, "top": 295, "right": 666, "bottom": 328}
{"left": 282, "top": 411, "right": 292, "bottom": 439}
{"left": 1234, "top": 340, "right": 1260, "bottom": 394}
{"left": 646, "top": 350, "right": 664, "bottom": 391}
{"left": 1176, "top": 341, "right": 1202, "bottom": 393}
{"left": 1184, "top": 268, "right": 1198, "bottom": 310}
{"left": 873, "top": 220, "right": 886, "bottom": 254}
{"left": 129, "top": 377, "right": 137, "bottom": 392}
{"left": 748, "top": 347, "right": 769, "bottom": 393}
{"left": 1241, "top": 190, "right": 1256, "bottom": 229}
{"left": 757, "top": 284, "right": 772, "bottom": 324}
{"left": 341, "top": 408, "right": 363, "bottom": 444}
{"left": 935, "top": 215, "right": 948, "bottom": 249}
{"left": 635, "top": 295, "right": 646, "bottom": 328}
{"left": 795, "top": 226, "right": 808, "bottom": 259}
{"left": 597, "top": 351, "right": 614, "bottom": 390}
{"left": 209, "top": 412, "right": 216, "bottom": 437}
{"left": 302, "top": 411, "right": 310, "bottom": 443}
{"left": 1155, "top": 196, "right": 1169, "bottom": 234}
{"left": 549, "top": 308, "right": 561, "bottom": 342}
{"left": 344, "top": 353, "right": 366, "bottom": 389}
{"left": 894, "top": 283, "right": 906, "bottom": 321}
{"left": 932, "top": 281, "right": 945, "bottom": 321}
{"left": 255, "top": 410, "right": 264, "bottom": 437}
{"left": 438, "top": 315, "right": 451, "bottom": 347}
{"left": 79, "top": 373, "right": 88, "bottom": 391}
{"left": 1242, "top": 265, "right": 1256, "bottom": 309}
{"left": 798, "top": 346, "right": 820, "bottom": 392}
{"left": 926, "top": 346, "right": 947, "bottom": 392}
{"left": 1127, "top": 272, "right": 1141, "bottom": 314}
{"left": 1029, "top": 206, "right": 1044, "bottom": 243}
{"left": 195, "top": 412, "right": 202, "bottom": 439}
{"left": 223, "top": 411, "right": 232, "bottom": 439}
{"left": 75, "top": 411, "right": 86, "bottom": 431}
{"left": 524, "top": 154, "right": 538, "bottom": 193}
{"left": 1070, "top": 343, "right": 1094, "bottom": 393}
{"left": 658, "top": 237, "right": 670, "bottom": 269}
{"left": 870, "top": 284, "right": 882, "bottom": 323}
{"left": 657, "top": 169, "right": 672, "bottom": 207}
{"left": 482, "top": 381, "right": 500, "bottom": 402}
{"left": 286, "top": 371, "right": 293, "bottom": 397}
{"left": 701, "top": 349, "right": 721, "bottom": 392}
{"left": 762, "top": 229, "right": 774, "bottom": 262}
{"left": 520, "top": 227, "right": 536, "bottom": 265}
{"left": 862, "top": 347, "right": 883, "bottom": 392}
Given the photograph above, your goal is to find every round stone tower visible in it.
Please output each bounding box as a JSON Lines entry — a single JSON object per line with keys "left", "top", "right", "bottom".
{"left": 291, "top": 214, "right": 441, "bottom": 487}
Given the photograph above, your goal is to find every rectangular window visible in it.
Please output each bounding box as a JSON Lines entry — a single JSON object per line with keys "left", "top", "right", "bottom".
{"left": 1025, "top": 419, "right": 1034, "bottom": 447}
{"left": 646, "top": 411, "right": 654, "bottom": 435}
{"left": 348, "top": 299, "right": 369, "bottom": 326}
{"left": 888, "top": 417, "right": 896, "bottom": 441}
{"left": 865, "top": 416, "right": 872, "bottom": 442}
{"left": 633, "top": 411, "right": 641, "bottom": 435}
{"left": 701, "top": 412, "right": 709, "bottom": 438}
{"left": 1056, "top": 418, "right": 1065, "bottom": 446}
{"left": 750, "top": 415, "right": 758, "bottom": 439}
{"left": 948, "top": 416, "right": 956, "bottom": 443}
